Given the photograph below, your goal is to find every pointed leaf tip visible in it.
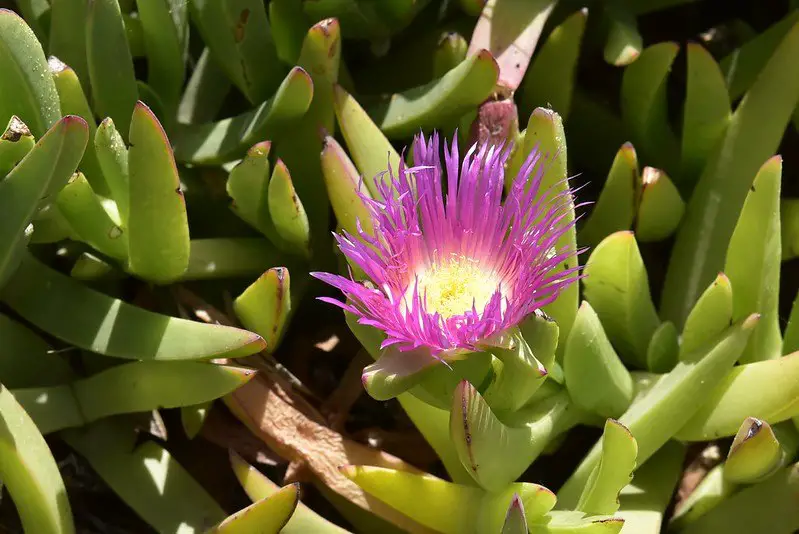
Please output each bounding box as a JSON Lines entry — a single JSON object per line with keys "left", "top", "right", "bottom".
{"left": 501, "top": 493, "right": 527, "bottom": 534}
{"left": 724, "top": 417, "right": 782, "bottom": 484}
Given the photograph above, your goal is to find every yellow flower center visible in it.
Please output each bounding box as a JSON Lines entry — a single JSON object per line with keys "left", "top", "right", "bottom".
{"left": 410, "top": 255, "right": 501, "bottom": 318}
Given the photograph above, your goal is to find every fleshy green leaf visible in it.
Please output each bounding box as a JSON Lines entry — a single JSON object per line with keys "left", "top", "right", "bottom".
{"left": 661, "top": 18, "right": 799, "bottom": 328}
{"left": 86, "top": 0, "right": 138, "bottom": 139}
{"left": 433, "top": 32, "right": 468, "bottom": 78}
{"left": 204, "top": 483, "right": 299, "bottom": 534}
{"left": 177, "top": 48, "right": 231, "bottom": 125}
{"left": 680, "top": 273, "right": 733, "bottom": 361}
{"left": 94, "top": 118, "right": 130, "bottom": 224}
{"left": 230, "top": 451, "right": 351, "bottom": 533}
{"left": 0, "top": 116, "right": 88, "bottom": 288}
{"left": 782, "top": 198, "right": 799, "bottom": 261}
{"left": 341, "top": 465, "right": 556, "bottom": 534}
{"left": 62, "top": 418, "right": 226, "bottom": 533}
{"left": 181, "top": 402, "right": 211, "bottom": 440}
{"left": 362, "top": 346, "right": 443, "bottom": 401}
{"left": 18, "top": 361, "right": 255, "bottom": 434}
{"left": 30, "top": 203, "right": 74, "bottom": 245}
{"left": 603, "top": 5, "right": 641, "bottom": 67}
{"left": 127, "top": 101, "right": 190, "bottom": 283}
{"left": 124, "top": 12, "right": 146, "bottom": 57}
{"left": 582, "top": 231, "right": 660, "bottom": 367}
{"left": 529, "top": 511, "right": 624, "bottom": 533}
{"left": 274, "top": 19, "right": 340, "bottom": 248}
{"left": 502, "top": 494, "right": 528, "bottom": 534}
{"left": 367, "top": 51, "right": 499, "bottom": 138}
{"left": 332, "top": 85, "right": 400, "bottom": 200}
{"left": 0, "top": 9, "right": 61, "bottom": 137}
{"left": 451, "top": 380, "right": 581, "bottom": 491}
{"left": 268, "top": 160, "right": 310, "bottom": 256}
{"left": 0, "top": 115, "right": 35, "bottom": 177}
{"left": 0, "top": 382, "right": 74, "bottom": 534}
{"left": 55, "top": 172, "right": 127, "bottom": 261}
{"left": 136, "top": 0, "right": 187, "bottom": 115}
{"left": 557, "top": 315, "right": 758, "bottom": 508}
{"left": 578, "top": 143, "right": 638, "bottom": 248}
{"left": 645, "top": 321, "right": 678, "bottom": 373}
{"left": 719, "top": 11, "right": 799, "bottom": 100}
{"left": 49, "top": 57, "right": 108, "bottom": 196}
{"left": 396, "top": 392, "right": 474, "bottom": 486}
{"left": 458, "top": 0, "right": 483, "bottom": 16}
{"left": 616, "top": 441, "right": 685, "bottom": 533}
{"left": 234, "top": 267, "right": 292, "bottom": 352}
{"left": 268, "top": 0, "right": 308, "bottom": 65}
{"left": 2, "top": 253, "right": 266, "bottom": 360}
{"left": 320, "top": 134, "right": 375, "bottom": 236}
{"left": 634, "top": 167, "right": 684, "bottom": 242}
{"left": 676, "top": 352, "right": 799, "bottom": 441}
{"left": 620, "top": 42, "right": 680, "bottom": 174}
{"left": 182, "top": 238, "right": 286, "bottom": 281}
{"left": 69, "top": 252, "right": 117, "bottom": 281}
{"left": 724, "top": 156, "right": 782, "bottom": 363}
{"left": 507, "top": 108, "right": 578, "bottom": 356}
{"left": 724, "top": 417, "right": 782, "bottom": 484}
{"left": 48, "top": 0, "right": 90, "bottom": 90}
{"left": 484, "top": 326, "right": 552, "bottom": 414}
{"left": 226, "top": 141, "right": 274, "bottom": 236}
{"left": 173, "top": 67, "right": 313, "bottom": 165}
{"left": 0, "top": 313, "right": 74, "bottom": 387}
{"left": 681, "top": 43, "right": 731, "bottom": 187}
{"left": 577, "top": 419, "right": 637, "bottom": 516}
{"left": 564, "top": 302, "right": 634, "bottom": 419}
{"left": 520, "top": 8, "right": 587, "bottom": 120}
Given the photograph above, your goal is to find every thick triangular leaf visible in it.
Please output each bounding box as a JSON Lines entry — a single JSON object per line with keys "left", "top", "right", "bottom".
{"left": 576, "top": 419, "right": 638, "bottom": 515}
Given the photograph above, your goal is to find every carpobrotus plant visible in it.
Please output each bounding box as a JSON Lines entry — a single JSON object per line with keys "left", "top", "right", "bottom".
{"left": 0, "top": 0, "right": 799, "bottom": 533}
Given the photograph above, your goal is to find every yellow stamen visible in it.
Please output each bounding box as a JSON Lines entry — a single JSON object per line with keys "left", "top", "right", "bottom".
{"left": 409, "top": 255, "right": 501, "bottom": 318}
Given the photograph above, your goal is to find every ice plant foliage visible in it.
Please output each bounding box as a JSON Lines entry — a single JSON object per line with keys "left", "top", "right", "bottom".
{"left": 313, "top": 132, "right": 581, "bottom": 358}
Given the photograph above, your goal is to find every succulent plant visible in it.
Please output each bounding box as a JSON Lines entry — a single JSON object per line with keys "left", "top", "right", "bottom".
{"left": 0, "top": 0, "right": 798, "bottom": 533}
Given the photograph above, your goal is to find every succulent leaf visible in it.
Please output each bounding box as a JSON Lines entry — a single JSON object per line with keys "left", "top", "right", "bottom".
{"left": 724, "top": 156, "right": 782, "bottom": 363}
{"left": 0, "top": 383, "right": 75, "bottom": 534}
{"left": 2, "top": 253, "right": 265, "bottom": 360}
{"left": 0, "top": 9, "right": 61, "bottom": 137}
{"left": 0, "top": 116, "right": 88, "bottom": 288}
{"left": 520, "top": 8, "right": 587, "bottom": 120}
{"left": 234, "top": 267, "right": 292, "bottom": 352}
{"left": 564, "top": 302, "right": 634, "bottom": 419}
{"left": 127, "top": 101, "right": 190, "bottom": 283}
{"left": 578, "top": 143, "right": 638, "bottom": 248}
{"left": 86, "top": 0, "right": 139, "bottom": 138}
{"left": 582, "top": 231, "right": 660, "bottom": 367}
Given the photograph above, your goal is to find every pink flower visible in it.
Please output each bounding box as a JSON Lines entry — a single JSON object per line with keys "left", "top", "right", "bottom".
{"left": 312, "top": 132, "right": 580, "bottom": 361}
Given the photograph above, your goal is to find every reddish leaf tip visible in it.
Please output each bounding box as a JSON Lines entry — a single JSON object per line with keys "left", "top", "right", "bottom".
{"left": 475, "top": 49, "right": 500, "bottom": 72}
{"left": 60, "top": 115, "right": 89, "bottom": 131}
